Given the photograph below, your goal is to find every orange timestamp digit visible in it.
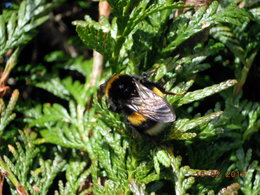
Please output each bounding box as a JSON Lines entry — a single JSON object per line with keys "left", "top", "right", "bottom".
{"left": 196, "top": 170, "right": 246, "bottom": 178}
{"left": 196, "top": 170, "right": 220, "bottom": 178}
{"left": 225, "top": 171, "right": 246, "bottom": 177}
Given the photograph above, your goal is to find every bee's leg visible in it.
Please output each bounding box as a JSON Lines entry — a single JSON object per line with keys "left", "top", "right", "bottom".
{"left": 126, "top": 121, "right": 142, "bottom": 138}
{"left": 131, "top": 128, "right": 142, "bottom": 138}
{"left": 97, "top": 83, "right": 105, "bottom": 106}
{"left": 108, "top": 100, "right": 122, "bottom": 113}
{"left": 142, "top": 65, "right": 161, "bottom": 79}
{"left": 108, "top": 104, "right": 116, "bottom": 112}
{"left": 141, "top": 71, "right": 153, "bottom": 80}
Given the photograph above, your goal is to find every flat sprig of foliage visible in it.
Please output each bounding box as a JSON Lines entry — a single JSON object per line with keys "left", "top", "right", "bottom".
{"left": 0, "top": 0, "right": 259, "bottom": 194}
{"left": 0, "top": 130, "right": 66, "bottom": 195}
{"left": 0, "top": 0, "right": 58, "bottom": 58}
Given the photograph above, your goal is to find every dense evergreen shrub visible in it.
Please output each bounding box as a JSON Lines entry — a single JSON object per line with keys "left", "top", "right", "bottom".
{"left": 0, "top": 0, "right": 259, "bottom": 194}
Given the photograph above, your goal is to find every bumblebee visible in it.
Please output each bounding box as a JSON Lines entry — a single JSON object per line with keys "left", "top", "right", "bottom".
{"left": 100, "top": 74, "right": 176, "bottom": 136}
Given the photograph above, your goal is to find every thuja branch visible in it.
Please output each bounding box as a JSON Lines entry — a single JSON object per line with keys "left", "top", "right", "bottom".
{"left": 0, "top": 89, "right": 19, "bottom": 136}
{"left": 0, "top": 158, "right": 28, "bottom": 195}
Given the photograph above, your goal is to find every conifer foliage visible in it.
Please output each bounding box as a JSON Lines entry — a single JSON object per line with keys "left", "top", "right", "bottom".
{"left": 0, "top": 0, "right": 259, "bottom": 194}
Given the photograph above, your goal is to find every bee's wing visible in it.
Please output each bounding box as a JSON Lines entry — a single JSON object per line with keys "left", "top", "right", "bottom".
{"left": 127, "top": 81, "right": 176, "bottom": 123}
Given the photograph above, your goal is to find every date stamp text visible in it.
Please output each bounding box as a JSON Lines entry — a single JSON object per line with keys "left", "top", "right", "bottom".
{"left": 195, "top": 170, "right": 246, "bottom": 178}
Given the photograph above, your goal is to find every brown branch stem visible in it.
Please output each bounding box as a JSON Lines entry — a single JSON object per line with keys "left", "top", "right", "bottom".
{"left": 89, "top": 2, "right": 110, "bottom": 87}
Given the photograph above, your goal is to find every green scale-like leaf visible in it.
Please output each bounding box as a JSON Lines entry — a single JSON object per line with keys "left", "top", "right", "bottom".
{"left": 0, "top": 0, "right": 55, "bottom": 57}
{"left": 0, "top": 131, "right": 66, "bottom": 195}
{"left": 0, "top": 90, "right": 19, "bottom": 136}
{"left": 166, "top": 111, "right": 223, "bottom": 140}
{"left": 174, "top": 79, "right": 237, "bottom": 107}
{"left": 74, "top": 17, "right": 115, "bottom": 59}
{"left": 162, "top": 1, "right": 250, "bottom": 54}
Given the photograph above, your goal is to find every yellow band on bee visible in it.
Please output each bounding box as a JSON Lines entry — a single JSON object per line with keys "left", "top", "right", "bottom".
{"left": 127, "top": 112, "right": 147, "bottom": 126}
{"left": 152, "top": 87, "right": 164, "bottom": 97}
